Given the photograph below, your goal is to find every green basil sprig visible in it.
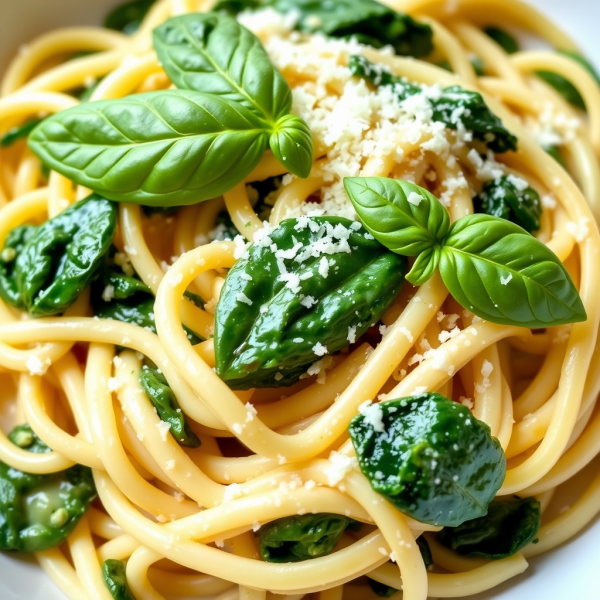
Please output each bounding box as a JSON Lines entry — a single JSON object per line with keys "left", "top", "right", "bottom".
{"left": 139, "top": 365, "right": 201, "bottom": 447}
{"left": 258, "top": 513, "right": 352, "bottom": 562}
{"left": 349, "top": 55, "right": 518, "bottom": 154}
{"left": 104, "top": 0, "right": 157, "bottom": 35}
{"left": 0, "top": 425, "right": 96, "bottom": 553}
{"left": 437, "top": 497, "right": 541, "bottom": 559}
{"left": 1, "top": 119, "right": 43, "bottom": 148}
{"left": 344, "top": 177, "right": 586, "bottom": 329}
{"left": 214, "top": 216, "right": 406, "bottom": 389}
{"left": 536, "top": 50, "right": 600, "bottom": 111}
{"left": 474, "top": 175, "right": 542, "bottom": 234}
{"left": 349, "top": 394, "right": 505, "bottom": 527}
{"left": 214, "top": 0, "right": 434, "bottom": 58}
{"left": 102, "top": 559, "right": 137, "bottom": 600}
{"left": 153, "top": 13, "right": 312, "bottom": 179}
{"left": 0, "top": 195, "right": 117, "bottom": 317}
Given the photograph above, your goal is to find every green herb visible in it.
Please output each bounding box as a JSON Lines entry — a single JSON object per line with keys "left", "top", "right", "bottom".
{"left": 483, "top": 27, "right": 519, "bottom": 54}
{"left": 470, "top": 56, "right": 485, "bottom": 77}
{"left": 105, "top": 0, "right": 157, "bottom": 35}
{"left": 214, "top": 216, "right": 406, "bottom": 389}
{"left": 102, "top": 559, "right": 137, "bottom": 600}
{"left": 153, "top": 13, "right": 312, "bottom": 179}
{"left": 258, "top": 513, "right": 351, "bottom": 562}
{"left": 474, "top": 175, "right": 542, "bottom": 233}
{"left": 536, "top": 51, "right": 600, "bottom": 111}
{"left": 0, "top": 425, "right": 96, "bottom": 553}
{"left": 349, "top": 394, "right": 505, "bottom": 527}
{"left": 213, "top": 0, "right": 433, "bottom": 57}
{"left": 139, "top": 365, "right": 201, "bottom": 447}
{"left": 544, "top": 144, "right": 566, "bottom": 168}
{"left": 437, "top": 497, "right": 541, "bottom": 559}
{"left": 1, "top": 119, "right": 43, "bottom": 148}
{"left": 349, "top": 55, "right": 517, "bottom": 153}
{"left": 0, "top": 195, "right": 117, "bottom": 317}
{"left": 366, "top": 535, "right": 432, "bottom": 596}
{"left": 91, "top": 252, "right": 203, "bottom": 344}
{"left": 344, "top": 177, "right": 586, "bottom": 329}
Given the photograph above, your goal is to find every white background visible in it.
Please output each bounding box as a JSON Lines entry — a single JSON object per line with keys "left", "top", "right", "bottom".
{"left": 0, "top": 1, "right": 599, "bottom": 599}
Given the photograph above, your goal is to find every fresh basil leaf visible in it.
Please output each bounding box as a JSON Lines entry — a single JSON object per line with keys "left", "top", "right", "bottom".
{"left": 153, "top": 14, "right": 312, "bottom": 178}
{"left": 214, "top": 0, "right": 434, "bottom": 58}
{"left": 343, "top": 177, "right": 450, "bottom": 257}
{"left": 440, "top": 214, "right": 586, "bottom": 328}
{"left": 483, "top": 26, "right": 519, "bottom": 54}
{"left": 437, "top": 497, "right": 541, "bottom": 559}
{"left": 28, "top": 90, "right": 270, "bottom": 207}
{"left": 153, "top": 13, "right": 291, "bottom": 122}
{"left": 1, "top": 119, "right": 43, "bottom": 148}
{"left": 139, "top": 365, "right": 201, "bottom": 448}
{"left": 536, "top": 51, "right": 600, "bottom": 111}
{"left": 349, "top": 55, "right": 518, "bottom": 153}
{"left": 214, "top": 216, "right": 406, "bottom": 389}
{"left": 0, "top": 226, "right": 36, "bottom": 310}
{"left": 0, "top": 425, "right": 96, "bottom": 553}
{"left": 102, "top": 559, "right": 137, "bottom": 600}
{"left": 258, "top": 513, "right": 351, "bottom": 562}
{"left": 349, "top": 394, "right": 505, "bottom": 527}
{"left": 269, "top": 114, "right": 313, "bottom": 179}
{"left": 13, "top": 195, "right": 117, "bottom": 317}
{"left": 405, "top": 247, "right": 440, "bottom": 287}
{"left": 474, "top": 175, "right": 542, "bottom": 234}
{"left": 104, "top": 0, "right": 157, "bottom": 35}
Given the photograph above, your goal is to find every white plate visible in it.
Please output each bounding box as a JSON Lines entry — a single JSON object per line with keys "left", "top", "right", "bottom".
{"left": 0, "top": 1, "right": 599, "bottom": 599}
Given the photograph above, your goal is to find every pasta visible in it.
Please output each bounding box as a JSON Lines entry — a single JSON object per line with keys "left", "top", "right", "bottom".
{"left": 0, "top": 0, "right": 600, "bottom": 599}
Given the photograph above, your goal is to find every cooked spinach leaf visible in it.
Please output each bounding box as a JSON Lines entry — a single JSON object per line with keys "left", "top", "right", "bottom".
{"left": 0, "top": 226, "right": 36, "bottom": 310}
{"left": 214, "top": 216, "right": 406, "bottom": 389}
{"left": 258, "top": 513, "right": 351, "bottom": 562}
{"left": 213, "top": 0, "right": 433, "bottom": 57}
{"left": 473, "top": 175, "right": 542, "bottom": 233}
{"left": 437, "top": 497, "right": 541, "bottom": 559}
{"left": 0, "top": 425, "right": 96, "bottom": 553}
{"left": 349, "top": 393, "right": 505, "bottom": 527}
{"left": 102, "top": 559, "right": 137, "bottom": 600}
{"left": 349, "top": 55, "right": 517, "bottom": 153}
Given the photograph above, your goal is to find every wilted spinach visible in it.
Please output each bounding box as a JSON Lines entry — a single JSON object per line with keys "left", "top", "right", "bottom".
{"left": 102, "top": 559, "right": 137, "bottom": 600}
{"left": 139, "top": 365, "right": 200, "bottom": 447}
{"left": 258, "top": 513, "right": 352, "bottom": 562}
{"left": 349, "top": 55, "right": 518, "bottom": 153}
{"left": 474, "top": 175, "right": 542, "bottom": 233}
{"left": 214, "top": 0, "right": 433, "bottom": 58}
{"left": 0, "top": 425, "right": 96, "bottom": 553}
{"left": 214, "top": 216, "right": 406, "bottom": 389}
{"left": 349, "top": 394, "right": 506, "bottom": 527}
{"left": 437, "top": 496, "right": 541, "bottom": 559}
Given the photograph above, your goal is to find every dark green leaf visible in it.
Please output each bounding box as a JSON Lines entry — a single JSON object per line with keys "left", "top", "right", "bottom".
{"left": 417, "top": 535, "right": 434, "bottom": 571}
{"left": 440, "top": 214, "right": 586, "bottom": 328}
{"left": 437, "top": 497, "right": 541, "bottom": 559}
{"left": 1, "top": 119, "right": 43, "bottom": 148}
{"left": 14, "top": 194, "right": 117, "bottom": 317}
{"left": 536, "top": 51, "right": 600, "bottom": 111}
{"left": 102, "top": 559, "right": 137, "bottom": 600}
{"left": 214, "top": 216, "right": 406, "bottom": 389}
{"left": 258, "top": 513, "right": 350, "bottom": 562}
{"left": 0, "top": 425, "right": 96, "bottom": 553}
{"left": 470, "top": 56, "right": 485, "bottom": 76}
{"left": 214, "top": 0, "right": 434, "bottom": 58}
{"left": 139, "top": 365, "right": 201, "bottom": 447}
{"left": 349, "top": 55, "right": 517, "bottom": 153}
{"left": 483, "top": 27, "right": 519, "bottom": 54}
{"left": 367, "top": 579, "right": 398, "bottom": 598}
{"left": 28, "top": 90, "right": 270, "bottom": 207}
{"left": 474, "top": 175, "right": 542, "bottom": 233}
{"left": 349, "top": 393, "right": 505, "bottom": 527}
{"left": 343, "top": 177, "right": 450, "bottom": 257}
{"left": 0, "top": 226, "right": 36, "bottom": 310}
{"left": 105, "top": 0, "right": 157, "bottom": 35}
{"left": 544, "top": 144, "right": 566, "bottom": 169}
{"left": 153, "top": 13, "right": 291, "bottom": 122}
